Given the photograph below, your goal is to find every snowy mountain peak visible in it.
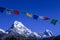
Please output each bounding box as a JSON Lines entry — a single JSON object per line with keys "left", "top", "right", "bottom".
{"left": 44, "top": 29, "right": 53, "bottom": 37}
{"left": 14, "top": 21, "right": 32, "bottom": 34}
{"left": 46, "top": 29, "right": 52, "bottom": 33}
{"left": 33, "top": 32, "right": 41, "bottom": 38}
{"left": 0, "top": 29, "right": 5, "bottom": 33}
{"left": 8, "top": 21, "right": 33, "bottom": 37}
{"left": 0, "top": 29, "right": 8, "bottom": 34}
{"left": 7, "top": 21, "right": 53, "bottom": 38}
{"left": 14, "top": 21, "right": 25, "bottom": 28}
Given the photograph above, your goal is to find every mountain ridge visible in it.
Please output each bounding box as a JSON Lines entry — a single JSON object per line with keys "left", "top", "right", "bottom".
{"left": 0, "top": 21, "right": 53, "bottom": 40}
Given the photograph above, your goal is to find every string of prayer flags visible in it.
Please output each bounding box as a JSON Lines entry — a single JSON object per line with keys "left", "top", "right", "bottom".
{"left": 33, "top": 15, "right": 39, "bottom": 20}
{"left": 39, "top": 16, "right": 50, "bottom": 20}
{"left": 7, "top": 9, "right": 12, "bottom": 14}
{"left": 0, "top": 7, "right": 5, "bottom": 13}
{"left": 51, "top": 19, "right": 58, "bottom": 25}
{"left": 14, "top": 10, "right": 19, "bottom": 14}
{"left": 26, "top": 13, "right": 32, "bottom": 17}
{"left": 0, "top": 6, "right": 59, "bottom": 25}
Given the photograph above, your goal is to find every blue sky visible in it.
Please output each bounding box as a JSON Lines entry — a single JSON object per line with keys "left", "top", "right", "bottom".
{"left": 0, "top": 0, "right": 60, "bottom": 36}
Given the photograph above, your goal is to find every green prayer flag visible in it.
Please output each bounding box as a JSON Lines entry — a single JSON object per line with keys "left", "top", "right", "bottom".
{"left": 51, "top": 19, "right": 57, "bottom": 25}
{"left": 21, "top": 11, "right": 27, "bottom": 14}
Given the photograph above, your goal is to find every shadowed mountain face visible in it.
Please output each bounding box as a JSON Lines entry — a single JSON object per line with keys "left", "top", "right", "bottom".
{"left": 0, "top": 21, "right": 57, "bottom": 40}
{"left": 0, "top": 35, "right": 60, "bottom": 40}
{"left": 42, "top": 35, "right": 60, "bottom": 40}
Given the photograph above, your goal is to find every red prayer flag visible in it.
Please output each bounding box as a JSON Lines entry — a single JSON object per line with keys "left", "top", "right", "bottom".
{"left": 14, "top": 10, "right": 19, "bottom": 14}
{"left": 39, "top": 16, "right": 50, "bottom": 20}
{"left": 44, "top": 17, "right": 50, "bottom": 20}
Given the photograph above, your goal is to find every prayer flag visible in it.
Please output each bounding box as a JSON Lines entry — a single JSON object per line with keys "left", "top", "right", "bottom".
{"left": 21, "top": 11, "right": 26, "bottom": 14}
{"left": 39, "top": 16, "right": 50, "bottom": 20}
{"left": 33, "top": 15, "right": 39, "bottom": 20}
{"left": 0, "top": 7, "right": 5, "bottom": 13}
{"left": 51, "top": 19, "right": 57, "bottom": 25}
{"left": 26, "top": 13, "right": 32, "bottom": 17}
{"left": 7, "top": 9, "right": 12, "bottom": 14}
{"left": 14, "top": 10, "right": 19, "bottom": 14}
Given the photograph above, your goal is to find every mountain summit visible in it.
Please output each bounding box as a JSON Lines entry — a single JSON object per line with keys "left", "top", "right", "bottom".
{"left": 7, "top": 21, "right": 53, "bottom": 38}
{"left": 8, "top": 21, "right": 41, "bottom": 38}
{"left": 0, "top": 21, "right": 53, "bottom": 39}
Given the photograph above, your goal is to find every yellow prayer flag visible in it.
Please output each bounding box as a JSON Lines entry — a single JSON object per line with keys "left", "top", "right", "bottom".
{"left": 26, "top": 13, "right": 32, "bottom": 17}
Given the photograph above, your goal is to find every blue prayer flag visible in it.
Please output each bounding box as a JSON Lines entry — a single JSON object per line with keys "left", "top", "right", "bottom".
{"left": 33, "top": 15, "right": 39, "bottom": 20}
{"left": 0, "top": 7, "right": 5, "bottom": 13}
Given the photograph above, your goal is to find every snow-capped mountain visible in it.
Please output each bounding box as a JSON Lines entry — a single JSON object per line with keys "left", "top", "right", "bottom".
{"left": 0, "top": 29, "right": 8, "bottom": 34}
{"left": 8, "top": 21, "right": 41, "bottom": 38}
{"left": 8, "top": 21, "right": 32, "bottom": 37}
{"left": 44, "top": 29, "right": 53, "bottom": 37}
{"left": 0, "top": 21, "right": 53, "bottom": 39}
{"left": 8, "top": 21, "right": 53, "bottom": 38}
